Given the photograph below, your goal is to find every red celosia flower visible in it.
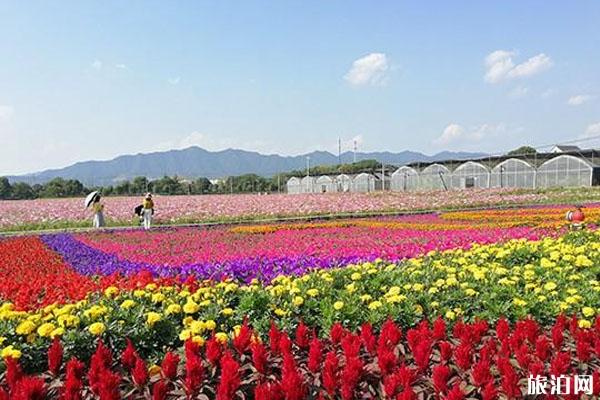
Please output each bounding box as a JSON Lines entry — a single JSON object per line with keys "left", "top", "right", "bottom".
{"left": 152, "top": 380, "right": 169, "bottom": 400}
{"left": 380, "top": 319, "right": 402, "bottom": 348}
{"left": 470, "top": 358, "right": 492, "bottom": 388}
{"left": 341, "top": 333, "right": 362, "bottom": 359}
{"left": 254, "top": 382, "right": 284, "bottom": 400}
{"left": 161, "top": 352, "right": 180, "bottom": 380}
{"left": 281, "top": 352, "right": 306, "bottom": 400}
{"left": 413, "top": 339, "right": 432, "bottom": 372}
{"left": 479, "top": 338, "right": 497, "bottom": 362}
{"left": 443, "top": 383, "right": 465, "bottom": 400}
{"left": 251, "top": 341, "right": 269, "bottom": 375}
{"left": 88, "top": 341, "right": 113, "bottom": 396}
{"left": 340, "top": 356, "right": 363, "bottom": 400}
{"left": 575, "top": 332, "right": 592, "bottom": 362}
{"left": 396, "top": 388, "right": 417, "bottom": 400}
{"left": 592, "top": 370, "right": 600, "bottom": 396}
{"left": 63, "top": 357, "right": 85, "bottom": 400}
{"left": 378, "top": 343, "right": 398, "bottom": 376}
{"left": 481, "top": 381, "right": 498, "bottom": 400}
{"left": 121, "top": 339, "right": 138, "bottom": 371}
{"left": 205, "top": 334, "right": 222, "bottom": 366}
{"left": 216, "top": 351, "right": 240, "bottom": 400}
{"left": 453, "top": 342, "right": 472, "bottom": 371}
{"left": 322, "top": 351, "right": 339, "bottom": 396}
{"left": 12, "top": 376, "right": 46, "bottom": 400}
{"left": 5, "top": 356, "right": 23, "bottom": 393}
{"left": 132, "top": 356, "right": 149, "bottom": 386}
{"left": 515, "top": 343, "right": 530, "bottom": 370}
{"left": 185, "top": 349, "right": 204, "bottom": 395}
{"left": 432, "top": 364, "right": 451, "bottom": 394}
{"left": 330, "top": 323, "right": 346, "bottom": 344}
{"left": 438, "top": 341, "right": 453, "bottom": 363}
{"left": 278, "top": 333, "right": 292, "bottom": 355}
{"left": 0, "top": 388, "right": 7, "bottom": 400}
{"left": 432, "top": 317, "right": 447, "bottom": 341}
{"left": 528, "top": 360, "right": 545, "bottom": 378}
{"left": 549, "top": 352, "right": 571, "bottom": 376}
{"left": 496, "top": 318, "right": 510, "bottom": 341}
{"left": 307, "top": 336, "right": 323, "bottom": 373}
{"left": 233, "top": 318, "right": 253, "bottom": 354}
{"left": 295, "top": 321, "right": 311, "bottom": 349}
{"left": 47, "top": 337, "right": 63, "bottom": 375}
{"left": 499, "top": 360, "right": 520, "bottom": 398}
{"left": 551, "top": 322, "right": 564, "bottom": 349}
{"left": 269, "top": 321, "right": 282, "bottom": 355}
{"left": 360, "top": 322, "right": 377, "bottom": 354}
{"left": 534, "top": 335, "right": 551, "bottom": 361}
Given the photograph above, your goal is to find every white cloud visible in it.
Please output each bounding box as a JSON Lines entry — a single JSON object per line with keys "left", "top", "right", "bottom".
{"left": 484, "top": 50, "right": 552, "bottom": 83}
{"left": 115, "top": 64, "right": 128, "bottom": 70}
{"left": 0, "top": 105, "right": 14, "bottom": 122}
{"left": 433, "top": 123, "right": 506, "bottom": 146}
{"left": 344, "top": 53, "right": 389, "bottom": 86}
{"left": 91, "top": 60, "right": 102, "bottom": 70}
{"left": 168, "top": 77, "right": 181, "bottom": 85}
{"left": 567, "top": 94, "right": 594, "bottom": 106}
{"left": 583, "top": 122, "right": 600, "bottom": 138}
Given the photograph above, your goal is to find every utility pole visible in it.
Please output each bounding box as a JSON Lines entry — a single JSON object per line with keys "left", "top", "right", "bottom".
{"left": 353, "top": 140, "right": 357, "bottom": 163}
{"left": 277, "top": 174, "right": 281, "bottom": 193}
{"left": 381, "top": 163, "right": 385, "bottom": 191}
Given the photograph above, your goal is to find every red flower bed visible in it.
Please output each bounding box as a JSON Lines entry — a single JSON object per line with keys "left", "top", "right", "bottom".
{"left": 4, "top": 316, "right": 600, "bottom": 399}
{"left": 0, "top": 237, "right": 181, "bottom": 310}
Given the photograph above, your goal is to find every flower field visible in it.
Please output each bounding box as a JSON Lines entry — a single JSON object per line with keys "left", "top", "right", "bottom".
{"left": 0, "top": 204, "right": 599, "bottom": 398}
{"left": 1, "top": 187, "right": 599, "bottom": 232}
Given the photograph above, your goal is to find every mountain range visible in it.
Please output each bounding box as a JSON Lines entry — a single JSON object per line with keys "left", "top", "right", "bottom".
{"left": 6, "top": 147, "right": 486, "bottom": 186}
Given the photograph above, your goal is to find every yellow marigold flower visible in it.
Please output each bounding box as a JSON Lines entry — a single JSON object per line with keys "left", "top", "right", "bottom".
{"left": 221, "top": 308, "right": 234, "bottom": 316}
{"left": 179, "top": 329, "right": 192, "bottom": 341}
{"left": 165, "top": 304, "right": 182, "bottom": 315}
{"left": 151, "top": 293, "right": 166, "bottom": 303}
{"left": 346, "top": 283, "right": 356, "bottom": 293}
{"left": 428, "top": 287, "right": 439, "bottom": 295}
{"left": 333, "top": 301, "right": 344, "bottom": 311}
{"left": 575, "top": 255, "right": 592, "bottom": 267}
{"left": 88, "top": 322, "right": 106, "bottom": 336}
{"left": 51, "top": 328, "right": 65, "bottom": 338}
{"left": 292, "top": 296, "right": 304, "bottom": 306}
{"left": 215, "top": 332, "right": 228, "bottom": 343}
{"left": 205, "top": 320, "right": 217, "bottom": 331}
{"left": 104, "top": 286, "right": 119, "bottom": 298}
{"left": 465, "top": 288, "right": 477, "bottom": 297}
{"left": 582, "top": 307, "right": 595, "bottom": 318}
{"left": 578, "top": 319, "right": 592, "bottom": 329}
{"left": 1, "top": 345, "right": 21, "bottom": 359}
{"left": 306, "top": 289, "right": 319, "bottom": 297}
{"left": 37, "top": 322, "right": 56, "bottom": 338}
{"left": 148, "top": 364, "right": 161, "bottom": 376}
{"left": 368, "top": 301, "right": 382, "bottom": 310}
{"left": 133, "top": 290, "right": 146, "bottom": 298}
{"left": 146, "top": 283, "right": 158, "bottom": 291}
{"left": 16, "top": 320, "right": 36, "bottom": 336}
{"left": 146, "top": 312, "right": 162, "bottom": 327}
{"left": 350, "top": 272, "right": 362, "bottom": 281}
{"left": 192, "top": 336, "right": 205, "bottom": 346}
{"left": 120, "top": 299, "right": 136, "bottom": 310}
{"left": 445, "top": 310, "right": 456, "bottom": 320}
{"left": 183, "top": 300, "right": 199, "bottom": 314}
{"left": 274, "top": 308, "right": 287, "bottom": 317}
{"left": 360, "top": 294, "right": 372, "bottom": 302}
{"left": 513, "top": 298, "right": 527, "bottom": 307}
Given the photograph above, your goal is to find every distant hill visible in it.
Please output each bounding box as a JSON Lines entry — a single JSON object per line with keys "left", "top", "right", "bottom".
{"left": 6, "top": 147, "right": 486, "bottom": 186}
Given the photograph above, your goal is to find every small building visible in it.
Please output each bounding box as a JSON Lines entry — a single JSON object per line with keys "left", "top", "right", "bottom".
{"left": 550, "top": 145, "right": 581, "bottom": 153}
{"left": 286, "top": 177, "right": 302, "bottom": 194}
{"left": 352, "top": 172, "right": 376, "bottom": 193}
{"left": 315, "top": 175, "right": 337, "bottom": 193}
{"left": 336, "top": 174, "right": 352, "bottom": 192}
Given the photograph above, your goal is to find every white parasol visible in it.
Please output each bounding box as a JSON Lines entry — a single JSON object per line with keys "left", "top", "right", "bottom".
{"left": 84, "top": 191, "right": 99, "bottom": 208}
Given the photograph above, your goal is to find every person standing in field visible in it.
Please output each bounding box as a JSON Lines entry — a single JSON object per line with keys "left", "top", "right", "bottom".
{"left": 91, "top": 195, "right": 105, "bottom": 228}
{"left": 142, "top": 193, "right": 154, "bottom": 230}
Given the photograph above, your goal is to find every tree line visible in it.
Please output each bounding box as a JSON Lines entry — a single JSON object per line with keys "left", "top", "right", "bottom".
{"left": 0, "top": 159, "right": 391, "bottom": 200}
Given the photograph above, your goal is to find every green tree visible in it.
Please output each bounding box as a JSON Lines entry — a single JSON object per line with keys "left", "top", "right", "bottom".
{"left": 508, "top": 146, "right": 537, "bottom": 156}
{"left": 11, "top": 182, "right": 35, "bottom": 199}
{"left": 131, "top": 177, "right": 149, "bottom": 195}
{"left": 0, "top": 177, "right": 11, "bottom": 200}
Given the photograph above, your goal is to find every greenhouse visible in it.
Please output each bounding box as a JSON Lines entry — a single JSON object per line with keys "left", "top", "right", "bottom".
{"left": 418, "top": 164, "right": 450, "bottom": 190}
{"left": 450, "top": 161, "right": 490, "bottom": 189}
{"left": 315, "top": 175, "right": 337, "bottom": 193}
{"left": 286, "top": 177, "right": 302, "bottom": 194}
{"left": 300, "top": 176, "right": 316, "bottom": 193}
{"left": 352, "top": 173, "right": 376, "bottom": 193}
{"left": 490, "top": 158, "right": 536, "bottom": 188}
{"left": 336, "top": 174, "right": 352, "bottom": 192}
{"left": 536, "top": 155, "right": 595, "bottom": 188}
{"left": 391, "top": 166, "right": 419, "bottom": 191}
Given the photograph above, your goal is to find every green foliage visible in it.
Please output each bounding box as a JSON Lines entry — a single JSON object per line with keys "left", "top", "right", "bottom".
{"left": 507, "top": 146, "right": 537, "bottom": 156}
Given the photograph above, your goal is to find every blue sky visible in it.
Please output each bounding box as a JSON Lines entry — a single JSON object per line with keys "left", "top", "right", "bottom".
{"left": 0, "top": 1, "right": 599, "bottom": 174}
